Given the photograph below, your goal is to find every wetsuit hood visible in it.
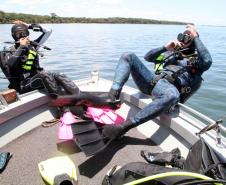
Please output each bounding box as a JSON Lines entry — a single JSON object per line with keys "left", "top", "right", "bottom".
{"left": 11, "top": 24, "right": 29, "bottom": 41}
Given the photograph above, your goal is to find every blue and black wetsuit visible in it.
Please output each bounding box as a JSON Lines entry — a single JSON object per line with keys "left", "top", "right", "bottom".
{"left": 110, "top": 36, "right": 212, "bottom": 125}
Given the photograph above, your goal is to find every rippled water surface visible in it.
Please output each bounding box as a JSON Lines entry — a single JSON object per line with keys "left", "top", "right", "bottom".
{"left": 1, "top": 24, "right": 226, "bottom": 122}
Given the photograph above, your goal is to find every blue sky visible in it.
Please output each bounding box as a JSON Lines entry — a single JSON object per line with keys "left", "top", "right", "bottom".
{"left": 0, "top": 0, "right": 225, "bottom": 26}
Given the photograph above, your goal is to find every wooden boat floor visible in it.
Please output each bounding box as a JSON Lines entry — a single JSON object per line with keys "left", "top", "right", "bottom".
{"left": 0, "top": 122, "right": 161, "bottom": 185}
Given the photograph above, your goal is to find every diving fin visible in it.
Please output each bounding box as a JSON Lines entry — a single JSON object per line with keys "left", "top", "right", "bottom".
{"left": 38, "top": 156, "right": 77, "bottom": 185}
{"left": 71, "top": 120, "right": 113, "bottom": 156}
{"left": 49, "top": 92, "right": 121, "bottom": 110}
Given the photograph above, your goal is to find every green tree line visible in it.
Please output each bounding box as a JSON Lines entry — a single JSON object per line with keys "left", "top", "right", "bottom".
{"left": 0, "top": 11, "right": 189, "bottom": 25}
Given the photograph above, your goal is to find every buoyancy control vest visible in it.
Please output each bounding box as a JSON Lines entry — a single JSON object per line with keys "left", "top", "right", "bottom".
{"left": 0, "top": 45, "right": 39, "bottom": 91}
{"left": 22, "top": 49, "right": 37, "bottom": 71}
{"left": 18, "top": 46, "right": 39, "bottom": 80}
{"left": 0, "top": 49, "right": 20, "bottom": 89}
{"left": 152, "top": 52, "right": 202, "bottom": 103}
{"left": 0, "top": 49, "right": 18, "bottom": 90}
{"left": 154, "top": 54, "right": 165, "bottom": 73}
{"left": 102, "top": 162, "right": 224, "bottom": 185}
{"left": 0, "top": 50, "right": 11, "bottom": 79}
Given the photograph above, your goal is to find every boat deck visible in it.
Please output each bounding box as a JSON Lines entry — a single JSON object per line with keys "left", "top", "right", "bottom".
{"left": 1, "top": 78, "right": 225, "bottom": 185}
{"left": 0, "top": 119, "right": 160, "bottom": 185}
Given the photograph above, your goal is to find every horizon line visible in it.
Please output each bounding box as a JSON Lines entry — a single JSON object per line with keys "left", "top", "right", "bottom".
{"left": 1, "top": 10, "right": 226, "bottom": 27}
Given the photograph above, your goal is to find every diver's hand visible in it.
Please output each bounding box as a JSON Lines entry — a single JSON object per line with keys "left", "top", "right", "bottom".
{"left": 19, "top": 37, "right": 30, "bottom": 47}
{"left": 186, "top": 24, "right": 199, "bottom": 38}
{"left": 12, "top": 20, "right": 29, "bottom": 27}
{"left": 29, "top": 23, "right": 43, "bottom": 32}
{"left": 165, "top": 40, "right": 182, "bottom": 51}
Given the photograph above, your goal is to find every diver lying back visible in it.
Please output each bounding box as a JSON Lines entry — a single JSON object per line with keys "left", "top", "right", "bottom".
{"left": 103, "top": 24, "right": 212, "bottom": 140}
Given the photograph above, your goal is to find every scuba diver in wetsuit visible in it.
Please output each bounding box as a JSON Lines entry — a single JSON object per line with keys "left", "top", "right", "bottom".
{"left": 103, "top": 24, "right": 212, "bottom": 140}
{"left": 0, "top": 20, "right": 121, "bottom": 117}
{"left": 1, "top": 20, "right": 79, "bottom": 95}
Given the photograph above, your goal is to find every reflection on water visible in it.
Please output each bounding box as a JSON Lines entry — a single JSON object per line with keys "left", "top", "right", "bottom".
{"left": 0, "top": 24, "right": 226, "bottom": 122}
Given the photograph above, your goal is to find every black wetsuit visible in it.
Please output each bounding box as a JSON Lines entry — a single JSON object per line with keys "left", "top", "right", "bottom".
{"left": 4, "top": 26, "right": 79, "bottom": 95}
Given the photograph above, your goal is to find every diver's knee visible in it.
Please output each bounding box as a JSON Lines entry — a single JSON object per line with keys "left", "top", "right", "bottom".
{"left": 39, "top": 70, "right": 53, "bottom": 77}
{"left": 53, "top": 72, "right": 67, "bottom": 79}
{"left": 168, "top": 91, "right": 180, "bottom": 104}
{"left": 120, "top": 52, "right": 137, "bottom": 62}
{"left": 38, "top": 70, "right": 46, "bottom": 76}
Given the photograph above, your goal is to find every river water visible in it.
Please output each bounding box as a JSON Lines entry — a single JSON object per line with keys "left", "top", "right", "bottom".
{"left": 0, "top": 24, "right": 226, "bottom": 123}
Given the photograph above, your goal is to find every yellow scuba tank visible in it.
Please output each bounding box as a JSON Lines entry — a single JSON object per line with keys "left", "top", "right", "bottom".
{"left": 38, "top": 156, "right": 77, "bottom": 185}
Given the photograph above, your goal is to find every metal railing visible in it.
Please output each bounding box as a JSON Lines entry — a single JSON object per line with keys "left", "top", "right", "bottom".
{"left": 178, "top": 103, "right": 226, "bottom": 134}
{"left": 178, "top": 102, "right": 226, "bottom": 147}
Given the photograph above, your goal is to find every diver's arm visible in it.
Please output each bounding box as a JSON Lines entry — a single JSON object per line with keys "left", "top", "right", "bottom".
{"left": 194, "top": 37, "right": 212, "bottom": 72}
{"left": 33, "top": 25, "right": 52, "bottom": 50}
{"left": 7, "top": 45, "right": 28, "bottom": 68}
{"left": 144, "top": 46, "right": 167, "bottom": 62}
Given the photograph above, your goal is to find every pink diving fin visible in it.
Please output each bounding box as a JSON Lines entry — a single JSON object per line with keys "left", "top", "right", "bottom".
{"left": 58, "top": 108, "right": 124, "bottom": 140}
{"left": 58, "top": 111, "right": 77, "bottom": 140}
{"left": 86, "top": 107, "right": 124, "bottom": 125}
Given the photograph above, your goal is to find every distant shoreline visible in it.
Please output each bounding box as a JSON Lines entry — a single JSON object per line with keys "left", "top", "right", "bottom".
{"left": 0, "top": 11, "right": 189, "bottom": 25}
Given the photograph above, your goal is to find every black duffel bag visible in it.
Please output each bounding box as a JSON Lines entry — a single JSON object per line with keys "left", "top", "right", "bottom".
{"left": 102, "top": 162, "right": 226, "bottom": 185}
{"left": 183, "top": 137, "right": 226, "bottom": 180}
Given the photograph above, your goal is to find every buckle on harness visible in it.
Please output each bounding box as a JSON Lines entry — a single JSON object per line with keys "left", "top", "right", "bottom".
{"left": 151, "top": 73, "right": 168, "bottom": 86}
{"left": 185, "top": 87, "right": 191, "bottom": 93}
{"left": 150, "top": 80, "right": 156, "bottom": 87}
{"left": 23, "top": 73, "right": 30, "bottom": 79}
{"left": 181, "top": 86, "right": 191, "bottom": 94}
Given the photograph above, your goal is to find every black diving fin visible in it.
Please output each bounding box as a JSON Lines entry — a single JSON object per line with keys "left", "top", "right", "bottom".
{"left": 49, "top": 92, "right": 121, "bottom": 110}
{"left": 71, "top": 120, "right": 113, "bottom": 156}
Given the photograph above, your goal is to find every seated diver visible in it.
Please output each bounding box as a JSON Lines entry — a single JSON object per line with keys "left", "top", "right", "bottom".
{"left": 1, "top": 21, "right": 120, "bottom": 112}
{"left": 102, "top": 24, "right": 212, "bottom": 140}
{"left": 1, "top": 20, "right": 79, "bottom": 95}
